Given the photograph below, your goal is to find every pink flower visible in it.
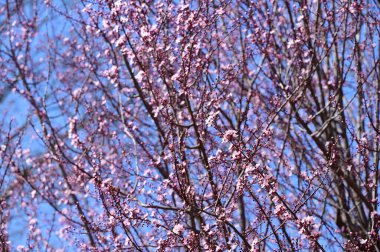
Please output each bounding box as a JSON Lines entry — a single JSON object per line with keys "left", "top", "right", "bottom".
{"left": 206, "top": 111, "right": 219, "bottom": 127}
{"left": 222, "top": 130, "right": 238, "bottom": 143}
{"left": 173, "top": 224, "right": 185, "bottom": 235}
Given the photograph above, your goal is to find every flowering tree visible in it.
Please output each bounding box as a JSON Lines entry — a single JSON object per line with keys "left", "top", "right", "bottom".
{"left": 0, "top": 0, "right": 380, "bottom": 251}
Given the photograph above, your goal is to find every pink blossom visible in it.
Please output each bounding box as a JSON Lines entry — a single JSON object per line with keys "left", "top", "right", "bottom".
{"left": 172, "top": 224, "right": 185, "bottom": 235}
{"left": 222, "top": 130, "right": 238, "bottom": 143}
